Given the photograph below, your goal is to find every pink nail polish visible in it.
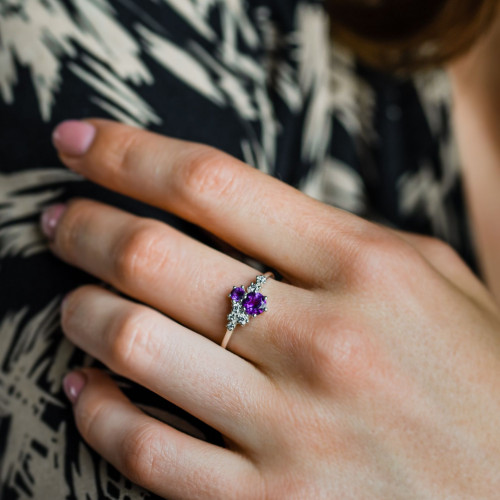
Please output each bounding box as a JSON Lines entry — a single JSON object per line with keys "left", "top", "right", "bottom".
{"left": 63, "top": 371, "right": 87, "bottom": 404}
{"left": 41, "top": 203, "right": 67, "bottom": 240}
{"left": 52, "top": 120, "right": 96, "bottom": 156}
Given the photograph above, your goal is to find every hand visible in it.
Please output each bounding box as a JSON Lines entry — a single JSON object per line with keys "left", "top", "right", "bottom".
{"left": 44, "top": 119, "right": 500, "bottom": 499}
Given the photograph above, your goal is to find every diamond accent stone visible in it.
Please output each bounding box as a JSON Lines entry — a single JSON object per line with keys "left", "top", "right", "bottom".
{"left": 256, "top": 275, "right": 266, "bottom": 286}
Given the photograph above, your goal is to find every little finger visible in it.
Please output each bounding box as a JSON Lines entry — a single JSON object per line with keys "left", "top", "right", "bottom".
{"left": 65, "top": 368, "right": 262, "bottom": 500}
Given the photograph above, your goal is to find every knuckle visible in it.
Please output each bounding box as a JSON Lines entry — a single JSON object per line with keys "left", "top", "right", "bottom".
{"left": 307, "top": 318, "right": 373, "bottom": 386}
{"left": 121, "top": 425, "right": 164, "bottom": 485}
{"left": 348, "top": 232, "right": 420, "bottom": 290}
{"left": 312, "top": 321, "right": 359, "bottom": 372}
{"left": 108, "top": 308, "right": 152, "bottom": 370}
{"left": 309, "top": 214, "right": 378, "bottom": 285}
{"left": 97, "top": 126, "right": 141, "bottom": 177}
{"left": 113, "top": 222, "right": 171, "bottom": 285}
{"left": 178, "top": 146, "right": 237, "bottom": 206}
{"left": 284, "top": 224, "right": 355, "bottom": 288}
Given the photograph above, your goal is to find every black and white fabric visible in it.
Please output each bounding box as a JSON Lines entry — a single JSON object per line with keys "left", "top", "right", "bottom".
{"left": 0, "top": 1, "right": 475, "bottom": 498}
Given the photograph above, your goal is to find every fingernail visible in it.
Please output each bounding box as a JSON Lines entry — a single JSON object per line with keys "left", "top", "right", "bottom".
{"left": 41, "top": 203, "right": 67, "bottom": 240}
{"left": 63, "top": 371, "right": 87, "bottom": 404}
{"left": 52, "top": 120, "right": 96, "bottom": 156}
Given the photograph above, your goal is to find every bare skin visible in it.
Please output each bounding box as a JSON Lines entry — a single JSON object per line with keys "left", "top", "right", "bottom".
{"left": 40, "top": 118, "right": 500, "bottom": 499}
{"left": 449, "top": 6, "right": 500, "bottom": 302}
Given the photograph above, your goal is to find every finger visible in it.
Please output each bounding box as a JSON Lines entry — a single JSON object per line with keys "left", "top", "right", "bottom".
{"left": 49, "top": 198, "right": 308, "bottom": 358}
{"left": 66, "top": 369, "right": 261, "bottom": 499}
{"left": 62, "top": 285, "right": 273, "bottom": 442}
{"left": 53, "top": 119, "right": 366, "bottom": 285}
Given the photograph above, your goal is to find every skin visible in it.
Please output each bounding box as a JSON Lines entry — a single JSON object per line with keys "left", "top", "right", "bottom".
{"left": 44, "top": 118, "right": 500, "bottom": 499}
{"left": 449, "top": 6, "right": 500, "bottom": 302}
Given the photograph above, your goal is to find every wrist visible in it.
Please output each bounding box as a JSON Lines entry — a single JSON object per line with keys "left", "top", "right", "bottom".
{"left": 450, "top": 68, "right": 499, "bottom": 108}
{"left": 450, "top": 69, "right": 500, "bottom": 147}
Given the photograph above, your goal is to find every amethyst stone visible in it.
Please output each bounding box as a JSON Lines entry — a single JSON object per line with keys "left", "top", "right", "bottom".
{"left": 230, "top": 287, "right": 245, "bottom": 301}
{"left": 242, "top": 292, "right": 267, "bottom": 316}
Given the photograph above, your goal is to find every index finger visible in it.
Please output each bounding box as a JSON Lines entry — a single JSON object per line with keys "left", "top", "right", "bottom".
{"left": 53, "top": 119, "right": 363, "bottom": 284}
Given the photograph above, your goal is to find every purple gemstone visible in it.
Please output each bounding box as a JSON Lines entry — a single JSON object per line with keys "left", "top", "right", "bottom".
{"left": 242, "top": 292, "right": 267, "bottom": 316}
{"left": 230, "top": 287, "right": 245, "bottom": 301}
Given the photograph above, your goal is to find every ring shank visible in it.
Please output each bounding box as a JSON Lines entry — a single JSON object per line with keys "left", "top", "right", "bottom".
{"left": 221, "top": 329, "right": 233, "bottom": 349}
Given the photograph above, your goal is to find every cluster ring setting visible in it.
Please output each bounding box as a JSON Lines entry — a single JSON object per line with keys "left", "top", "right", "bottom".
{"left": 221, "top": 272, "right": 274, "bottom": 349}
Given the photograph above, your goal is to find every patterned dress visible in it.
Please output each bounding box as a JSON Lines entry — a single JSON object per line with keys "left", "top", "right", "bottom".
{"left": 0, "top": 1, "right": 476, "bottom": 498}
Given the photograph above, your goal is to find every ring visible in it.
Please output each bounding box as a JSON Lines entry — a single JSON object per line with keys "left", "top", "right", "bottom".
{"left": 221, "top": 272, "right": 274, "bottom": 349}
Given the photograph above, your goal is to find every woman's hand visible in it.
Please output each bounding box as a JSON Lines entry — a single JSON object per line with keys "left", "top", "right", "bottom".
{"left": 44, "top": 119, "right": 500, "bottom": 499}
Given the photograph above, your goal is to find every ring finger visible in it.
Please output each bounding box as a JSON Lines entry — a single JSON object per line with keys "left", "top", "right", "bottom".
{"left": 46, "top": 198, "right": 310, "bottom": 360}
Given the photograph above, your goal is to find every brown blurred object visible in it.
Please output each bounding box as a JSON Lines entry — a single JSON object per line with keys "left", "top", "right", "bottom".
{"left": 326, "top": 0, "right": 499, "bottom": 71}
